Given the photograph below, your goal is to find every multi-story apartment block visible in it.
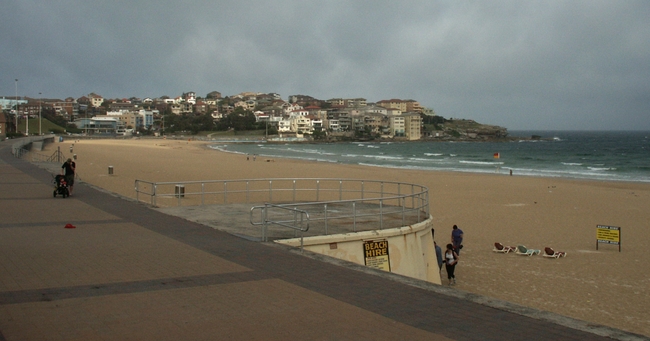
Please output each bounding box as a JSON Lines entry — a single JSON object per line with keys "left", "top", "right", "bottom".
{"left": 105, "top": 108, "right": 156, "bottom": 129}
{"left": 107, "top": 111, "right": 143, "bottom": 129}
{"left": 109, "top": 102, "right": 136, "bottom": 112}
{"left": 194, "top": 101, "right": 208, "bottom": 114}
{"left": 360, "top": 113, "right": 383, "bottom": 134}
{"left": 390, "top": 116, "right": 405, "bottom": 137}
{"left": 183, "top": 92, "right": 196, "bottom": 104}
{"left": 51, "top": 99, "right": 78, "bottom": 118}
{"left": 326, "top": 98, "right": 345, "bottom": 107}
{"left": 0, "top": 97, "right": 27, "bottom": 112}
{"left": 278, "top": 119, "right": 292, "bottom": 133}
{"left": 404, "top": 100, "right": 423, "bottom": 113}
{"left": 377, "top": 99, "right": 407, "bottom": 112}
{"left": 386, "top": 108, "right": 402, "bottom": 116}
{"left": 326, "top": 118, "right": 340, "bottom": 132}
{"left": 170, "top": 103, "right": 182, "bottom": 115}
{"left": 345, "top": 98, "right": 367, "bottom": 107}
{"left": 89, "top": 93, "right": 104, "bottom": 108}
{"left": 403, "top": 113, "right": 422, "bottom": 140}
{"left": 292, "top": 115, "right": 313, "bottom": 135}
{"left": 77, "top": 96, "right": 90, "bottom": 107}
{"left": 361, "top": 105, "right": 388, "bottom": 115}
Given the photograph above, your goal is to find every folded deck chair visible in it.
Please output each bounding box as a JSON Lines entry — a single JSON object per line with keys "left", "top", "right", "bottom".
{"left": 515, "top": 245, "right": 541, "bottom": 256}
{"left": 493, "top": 242, "right": 516, "bottom": 253}
{"left": 543, "top": 247, "right": 567, "bottom": 258}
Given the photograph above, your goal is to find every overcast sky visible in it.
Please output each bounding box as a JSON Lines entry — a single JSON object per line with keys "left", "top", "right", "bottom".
{"left": 2, "top": 1, "right": 649, "bottom": 130}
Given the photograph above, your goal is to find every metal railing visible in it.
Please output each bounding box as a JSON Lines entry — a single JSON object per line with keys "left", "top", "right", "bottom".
{"left": 30, "top": 148, "right": 65, "bottom": 163}
{"left": 135, "top": 178, "right": 430, "bottom": 241}
{"left": 250, "top": 204, "right": 310, "bottom": 249}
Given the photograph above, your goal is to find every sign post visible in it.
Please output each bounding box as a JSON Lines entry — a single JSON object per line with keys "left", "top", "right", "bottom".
{"left": 363, "top": 239, "right": 391, "bottom": 272}
{"left": 596, "top": 225, "right": 621, "bottom": 252}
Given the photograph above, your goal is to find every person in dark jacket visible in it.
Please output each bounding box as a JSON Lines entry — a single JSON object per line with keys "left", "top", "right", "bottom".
{"left": 61, "top": 158, "right": 76, "bottom": 195}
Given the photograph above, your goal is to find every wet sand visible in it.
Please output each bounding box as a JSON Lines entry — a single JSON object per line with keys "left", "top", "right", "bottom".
{"left": 44, "top": 138, "right": 650, "bottom": 336}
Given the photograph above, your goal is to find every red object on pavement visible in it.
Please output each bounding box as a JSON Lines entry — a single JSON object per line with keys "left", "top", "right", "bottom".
{"left": 64, "top": 224, "right": 76, "bottom": 229}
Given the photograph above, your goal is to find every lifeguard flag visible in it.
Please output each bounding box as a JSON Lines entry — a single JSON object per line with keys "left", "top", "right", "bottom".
{"left": 493, "top": 152, "right": 500, "bottom": 159}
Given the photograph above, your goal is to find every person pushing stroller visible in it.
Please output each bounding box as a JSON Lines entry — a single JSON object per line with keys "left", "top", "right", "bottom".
{"left": 61, "top": 158, "right": 76, "bottom": 196}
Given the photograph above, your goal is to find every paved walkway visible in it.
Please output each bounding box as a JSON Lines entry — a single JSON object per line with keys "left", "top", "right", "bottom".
{"left": 0, "top": 139, "right": 646, "bottom": 341}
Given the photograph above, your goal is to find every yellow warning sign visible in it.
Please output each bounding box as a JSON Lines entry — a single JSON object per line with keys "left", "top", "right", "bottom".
{"left": 363, "top": 240, "right": 391, "bottom": 272}
{"left": 597, "top": 225, "right": 620, "bottom": 244}
{"left": 596, "top": 225, "right": 621, "bottom": 252}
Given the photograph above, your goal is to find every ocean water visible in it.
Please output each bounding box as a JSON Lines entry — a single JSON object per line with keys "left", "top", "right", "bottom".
{"left": 210, "top": 131, "right": 650, "bottom": 183}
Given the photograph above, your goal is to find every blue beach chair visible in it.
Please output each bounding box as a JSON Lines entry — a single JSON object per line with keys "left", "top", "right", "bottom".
{"left": 515, "top": 245, "right": 541, "bottom": 256}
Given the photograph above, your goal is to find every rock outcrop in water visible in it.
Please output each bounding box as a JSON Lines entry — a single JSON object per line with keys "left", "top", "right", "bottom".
{"left": 422, "top": 119, "right": 510, "bottom": 141}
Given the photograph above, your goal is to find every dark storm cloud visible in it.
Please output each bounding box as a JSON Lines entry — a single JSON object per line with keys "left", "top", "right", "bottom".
{"left": 2, "top": 0, "right": 649, "bottom": 130}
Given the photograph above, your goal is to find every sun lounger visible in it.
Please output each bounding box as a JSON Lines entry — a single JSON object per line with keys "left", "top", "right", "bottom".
{"left": 493, "top": 242, "right": 516, "bottom": 253}
{"left": 543, "top": 247, "right": 567, "bottom": 258}
{"left": 515, "top": 245, "right": 541, "bottom": 256}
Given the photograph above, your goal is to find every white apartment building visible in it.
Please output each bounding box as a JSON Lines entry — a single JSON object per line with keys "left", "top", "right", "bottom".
{"left": 390, "top": 116, "right": 405, "bottom": 137}
{"left": 278, "top": 119, "right": 292, "bottom": 133}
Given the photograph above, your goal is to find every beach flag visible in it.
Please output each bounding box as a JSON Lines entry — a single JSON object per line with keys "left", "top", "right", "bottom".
{"left": 494, "top": 152, "right": 500, "bottom": 159}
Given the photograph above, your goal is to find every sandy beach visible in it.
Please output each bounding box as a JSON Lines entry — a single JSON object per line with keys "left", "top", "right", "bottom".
{"left": 41, "top": 138, "right": 650, "bottom": 336}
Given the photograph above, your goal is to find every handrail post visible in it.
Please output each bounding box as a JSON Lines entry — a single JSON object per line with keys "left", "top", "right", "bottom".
{"left": 293, "top": 208, "right": 298, "bottom": 238}
{"left": 399, "top": 198, "right": 402, "bottom": 226}
{"left": 263, "top": 205, "right": 268, "bottom": 242}
{"left": 411, "top": 184, "right": 415, "bottom": 209}
{"left": 339, "top": 180, "right": 343, "bottom": 201}
{"left": 153, "top": 184, "right": 157, "bottom": 206}
{"left": 379, "top": 199, "right": 383, "bottom": 230}
{"left": 324, "top": 203, "right": 328, "bottom": 235}
{"left": 269, "top": 180, "right": 273, "bottom": 202}
{"left": 224, "top": 181, "right": 228, "bottom": 203}
{"left": 316, "top": 180, "right": 320, "bottom": 202}
{"left": 246, "top": 181, "right": 250, "bottom": 203}
{"left": 418, "top": 193, "right": 422, "bottom": 221}
{"left": 353, "top": 201, "right": 357, "bottom": 232}
{"left": 293, "top": 180, "right": 296, "bottom": 203}
{"left": 201, "top": 182, "right": 205, "bottom": 206}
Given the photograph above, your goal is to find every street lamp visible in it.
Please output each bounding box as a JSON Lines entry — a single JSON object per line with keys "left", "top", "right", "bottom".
{"left": 14, "top": 79, "right": 18, "bottom": 134}
{"left": 25, "top": 93, "right": 29, "bottom": 136}
{"left": 39, "top": 92, "right": 42, "bottom": 135}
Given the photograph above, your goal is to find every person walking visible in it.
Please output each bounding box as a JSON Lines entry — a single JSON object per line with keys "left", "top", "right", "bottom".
{"left": 451, "top": 224, "right": 464, "bottom": 254}
{"left": 434, "top": 241, "right": 443, "bottom": 274}
{"left": 61, "top": 158, "right": 76, "bottom": 196}
{"left": 444, "top": 243, "right": 459, "bottom": 285}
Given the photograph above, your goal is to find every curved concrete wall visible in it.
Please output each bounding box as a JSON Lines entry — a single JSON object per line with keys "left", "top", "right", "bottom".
{"left": 276, "top": 216, "right": 442, "bottom": 285}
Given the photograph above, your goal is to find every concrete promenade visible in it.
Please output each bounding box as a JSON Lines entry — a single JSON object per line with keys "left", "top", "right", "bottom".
{"left": 0, "top": 139, "right": 645, "bottom": 341}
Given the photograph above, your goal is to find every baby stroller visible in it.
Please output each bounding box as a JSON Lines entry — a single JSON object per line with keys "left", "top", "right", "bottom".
{"left": 53, "top": 174, "right": 70, "bottom": 198}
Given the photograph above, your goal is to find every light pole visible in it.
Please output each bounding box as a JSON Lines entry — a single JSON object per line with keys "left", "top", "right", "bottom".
{"left": 39, "top": 92, "right": 42, "bottom": 135}
{"left": 25, "top": 91, "right": 29, "bottom": 136}
{"left": 14, "top": 79, "right": 18, "bottom": 134}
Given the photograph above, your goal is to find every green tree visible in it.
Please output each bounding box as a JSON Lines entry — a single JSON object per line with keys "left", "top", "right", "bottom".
{"left": 219, "top": 107, "right": 256, "bottom": 131}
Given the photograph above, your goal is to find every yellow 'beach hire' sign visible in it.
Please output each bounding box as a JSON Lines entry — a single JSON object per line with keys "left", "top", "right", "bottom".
{"left": 596, "top": 225, "right": 621, "bottom": 251}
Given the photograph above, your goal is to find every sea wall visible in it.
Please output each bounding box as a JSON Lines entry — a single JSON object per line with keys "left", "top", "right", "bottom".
{"left": 275, "top": 216, "right": 442, "bottom": 285}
